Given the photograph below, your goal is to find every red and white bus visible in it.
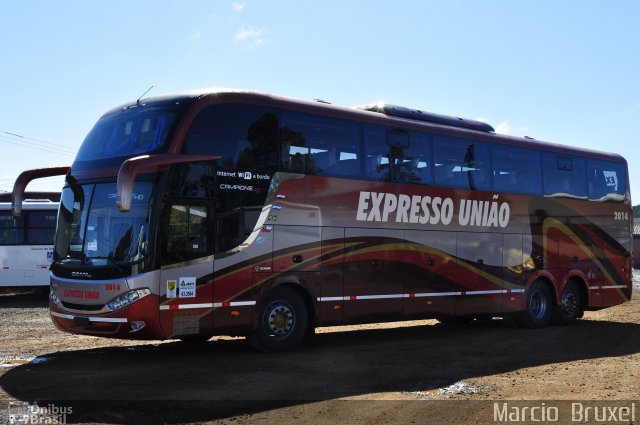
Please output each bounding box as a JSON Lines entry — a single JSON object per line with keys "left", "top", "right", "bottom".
{"left": 12, "top": 90, "right": 632, "bottom": 351}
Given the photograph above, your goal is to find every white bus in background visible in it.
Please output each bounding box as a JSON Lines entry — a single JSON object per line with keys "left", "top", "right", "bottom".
{"left": 0, "top": 193, "right": 59, "bottom": 288}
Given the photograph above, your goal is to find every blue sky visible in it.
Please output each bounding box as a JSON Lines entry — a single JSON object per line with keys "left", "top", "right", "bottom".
{"left": 1, "top": 1, "right": 639, "bottom": 200}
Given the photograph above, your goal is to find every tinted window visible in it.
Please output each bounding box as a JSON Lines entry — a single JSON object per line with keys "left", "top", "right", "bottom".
{"left": 183, "top": 104, "right": 279, "bottom": 172}
{"left": 281, "top": 114, "right": 359, "bottom": 177}
{"left": 587, "top": 159, "right": 627, "bottom": 201}
{"left": 27, "top": 210, "right": 57, "bottom": 244}
{"left": 0, "top": 212, "right": 24, "bottom": 245}
{"left": 164, "top": 205, "right": 210, "bottom": 264}
{"left": 167, "top": 163, "right": 215, "bottom": 199}
{"left": 543, "top": 154, "right": 587, "bottom": 198}
{"left": 76, "top": 108, "right": 178, "bottom": 161}
{"left": 492, "top": 145, "right": 542, "bottom": 195}
{"left": 433, "top": 136, "right": 490, "bottom": 190}
{"left": 364, "top": 126, "right": 431, "bottom": 184}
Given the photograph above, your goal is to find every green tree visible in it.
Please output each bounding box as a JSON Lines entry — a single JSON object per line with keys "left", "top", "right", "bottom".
{"left": 634, "top": 205, "right": 640, "bottom": 218}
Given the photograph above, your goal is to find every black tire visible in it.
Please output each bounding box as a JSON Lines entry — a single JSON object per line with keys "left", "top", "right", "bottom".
{"left": 515, "top": 280, "right": 553, "bottom": 328}
{"left": 248, "top": 286, "right": 308, "bottom": 352}
{"left": 553, "top": 281, "right": 582, "bottom": 325}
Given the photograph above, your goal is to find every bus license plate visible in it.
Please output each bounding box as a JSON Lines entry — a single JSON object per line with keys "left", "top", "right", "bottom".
{"left": 73, "top": 317, "right": 91, "bottom": 328}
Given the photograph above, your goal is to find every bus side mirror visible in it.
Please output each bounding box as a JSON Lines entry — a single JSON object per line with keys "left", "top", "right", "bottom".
{"left": 11, "top": 166, "right": 70, "bottom": 216}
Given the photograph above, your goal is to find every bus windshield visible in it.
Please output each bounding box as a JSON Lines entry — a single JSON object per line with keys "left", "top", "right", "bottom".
{"left": 75, "top": 107, "right": 178, "bottom": 161}
{"left": 54, "top": 182, "right": 153, "bottom": 266}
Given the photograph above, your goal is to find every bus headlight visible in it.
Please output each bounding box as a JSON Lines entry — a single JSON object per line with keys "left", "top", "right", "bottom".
{"left": 106, "top": 289, "right": 151, "bottom": 312}
{"left": 49, "top": 291, "right": 62, "bottom": 307}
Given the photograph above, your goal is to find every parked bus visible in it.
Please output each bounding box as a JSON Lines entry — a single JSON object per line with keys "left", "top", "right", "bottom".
{"left": 0, "top": 192, "right": 59, "bottom": 288}
{"left": 12, "top": 90, "right": 632, "bottom": 351}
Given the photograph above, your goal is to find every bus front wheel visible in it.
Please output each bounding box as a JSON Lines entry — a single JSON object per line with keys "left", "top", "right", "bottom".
{"left": 248, "top": 286, "right": 308, "bottom": 352}
{"left": 516, "top": 280, "right": 553, "bottom": 328}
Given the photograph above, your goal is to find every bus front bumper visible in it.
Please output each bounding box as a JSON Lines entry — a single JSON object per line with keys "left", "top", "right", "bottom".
{"left": 49, "top": 294, "right": 165, "bottom": 340}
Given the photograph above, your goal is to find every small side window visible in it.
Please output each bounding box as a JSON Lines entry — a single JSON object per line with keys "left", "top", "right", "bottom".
{"left": 587, "top": 159, "right": 627, "bottom": 201}
{"left": 163, "top": 205, "right": 210, "bottom": 264}
{"left": 542, "top": 153, "right": 587, "bottom": 198}
{"left": 433, "top": 136, "right": 490, "bottom": 190}
{"left": 492, "top": 145, "right": 542, "bottom": 195}
{"left": 27, "top": 211, "right": 57, "bottom": 245}
{"left": 0, "top": 212, "right": 24, "bottom": 245}
{"left": 364, "top": 126, "right": 431, "bottom": 184}
{"left": 280, "top": 114, "right": 359, "bottom": 177}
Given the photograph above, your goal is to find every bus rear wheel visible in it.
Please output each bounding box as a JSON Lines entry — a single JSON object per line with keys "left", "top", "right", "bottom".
{"left": 553, "top": 281, "right": 582, "bottom": 325}
{"left": 516, "top": 280, "right": 552, "bottom": 328}
{"left": 248, "top": 286, "right": 308, "bottom": 352}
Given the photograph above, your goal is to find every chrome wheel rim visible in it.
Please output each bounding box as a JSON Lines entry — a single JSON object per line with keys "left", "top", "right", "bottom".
{"left": 264, "top": 301, "right": 295, "bottom": 338}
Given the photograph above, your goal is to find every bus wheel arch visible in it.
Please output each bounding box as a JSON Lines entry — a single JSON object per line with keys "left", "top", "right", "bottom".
{"left": 515, "top": 278, "right": 555, "bottom": 328}
{"left": 248, "top": 283, "right": 312, "bottom": 352}
{"left": 553, "top": 278, "right": 585, "bottom": 325}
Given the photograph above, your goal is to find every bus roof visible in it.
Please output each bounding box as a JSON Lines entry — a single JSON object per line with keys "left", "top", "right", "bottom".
{"left": 109, "top": 88, "right": 627, "bottom": 165}
{"left": 0, "top": 201, "right": 58, "bottom": 211}
{"left": 0, "top": 192, "right": 60, "bottom": 204}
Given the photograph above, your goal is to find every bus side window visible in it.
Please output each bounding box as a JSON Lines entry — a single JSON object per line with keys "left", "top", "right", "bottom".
{"left": 543, "top": 154, "right": 587, "bottom": 198}
{"left": 364, "top": 127, "right": 431, "bottom": 184}
{"left": 163, "top": 205, "right": 209, "bottom": 264}
{"left": 0, "top": 211, "right": 24, "bottom": 245}
{"left": 182, "top": 104, "right": 279, "bottom": 172}
{"left": 280, "top": 114, "right": 359, "bottom": 177}
{"left": 492, "top": 145, "right": 542, "bottom": 195}
{"left": 587, "top": 159, "right": 626, "bottom": 201}
{"left": 26, "top": 210, "right": 57, "bottom": 245}
{"left": 433, "top": 136, "right": 490, "bottom": 190}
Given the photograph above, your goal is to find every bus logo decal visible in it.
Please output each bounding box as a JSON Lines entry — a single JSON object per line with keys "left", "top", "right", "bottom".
{"left": 178, "top": 277, "right": 196, "bottom": 298}
{"left": 166, "top": 280, "right": 177, "bottom": 298}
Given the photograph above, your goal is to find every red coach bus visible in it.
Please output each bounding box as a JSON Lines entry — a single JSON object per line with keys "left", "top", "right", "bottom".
{"left": 12, "top": 90, "right": 632, "bottom": 351}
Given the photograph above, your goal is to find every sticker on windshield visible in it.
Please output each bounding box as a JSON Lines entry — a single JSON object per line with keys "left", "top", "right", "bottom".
{"left": 166, "top": 280, "right": 177, "bottom": 298}
{"left": 179, "top": 277, "right": 196, "bottom": 298}
{"left": 87, "top": 241, "right": 98, "bottom": 251}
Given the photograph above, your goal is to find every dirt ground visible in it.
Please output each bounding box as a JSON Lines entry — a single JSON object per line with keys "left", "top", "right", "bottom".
{"left": 0, "top": 281, "right": 639, "bottom": 425}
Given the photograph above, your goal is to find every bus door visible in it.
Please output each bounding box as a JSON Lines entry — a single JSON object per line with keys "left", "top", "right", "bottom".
{"left": 403, "top": 230, "right": 457, "bottom": 317}
{"left": 158, "top": 202, "right": 214, "bottom": 339}
{"left": 455, "top": 232, "right": 504, "bottom": 315}
{"left": 343, "top": 228, "right": 404, "bottom": 322}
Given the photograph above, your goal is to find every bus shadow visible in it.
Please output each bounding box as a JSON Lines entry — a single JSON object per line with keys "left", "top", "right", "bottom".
{"left": 1, "top": 318, "right": 639, "bottom": 424}
{"left": 0, "top": 287, "right": 49, "bottom": 308}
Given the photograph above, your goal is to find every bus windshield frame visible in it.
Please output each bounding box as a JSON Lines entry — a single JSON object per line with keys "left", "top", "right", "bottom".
{"left": 53, "top": 181, "right": 154, "bottom": 270}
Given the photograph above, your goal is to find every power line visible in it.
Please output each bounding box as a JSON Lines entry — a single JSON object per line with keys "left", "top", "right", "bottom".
{"left": 0, "top": 130, "right": 76, "bottom": 151}
{"left": 0, "top": 131, "right": 76, "bottom": 156}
